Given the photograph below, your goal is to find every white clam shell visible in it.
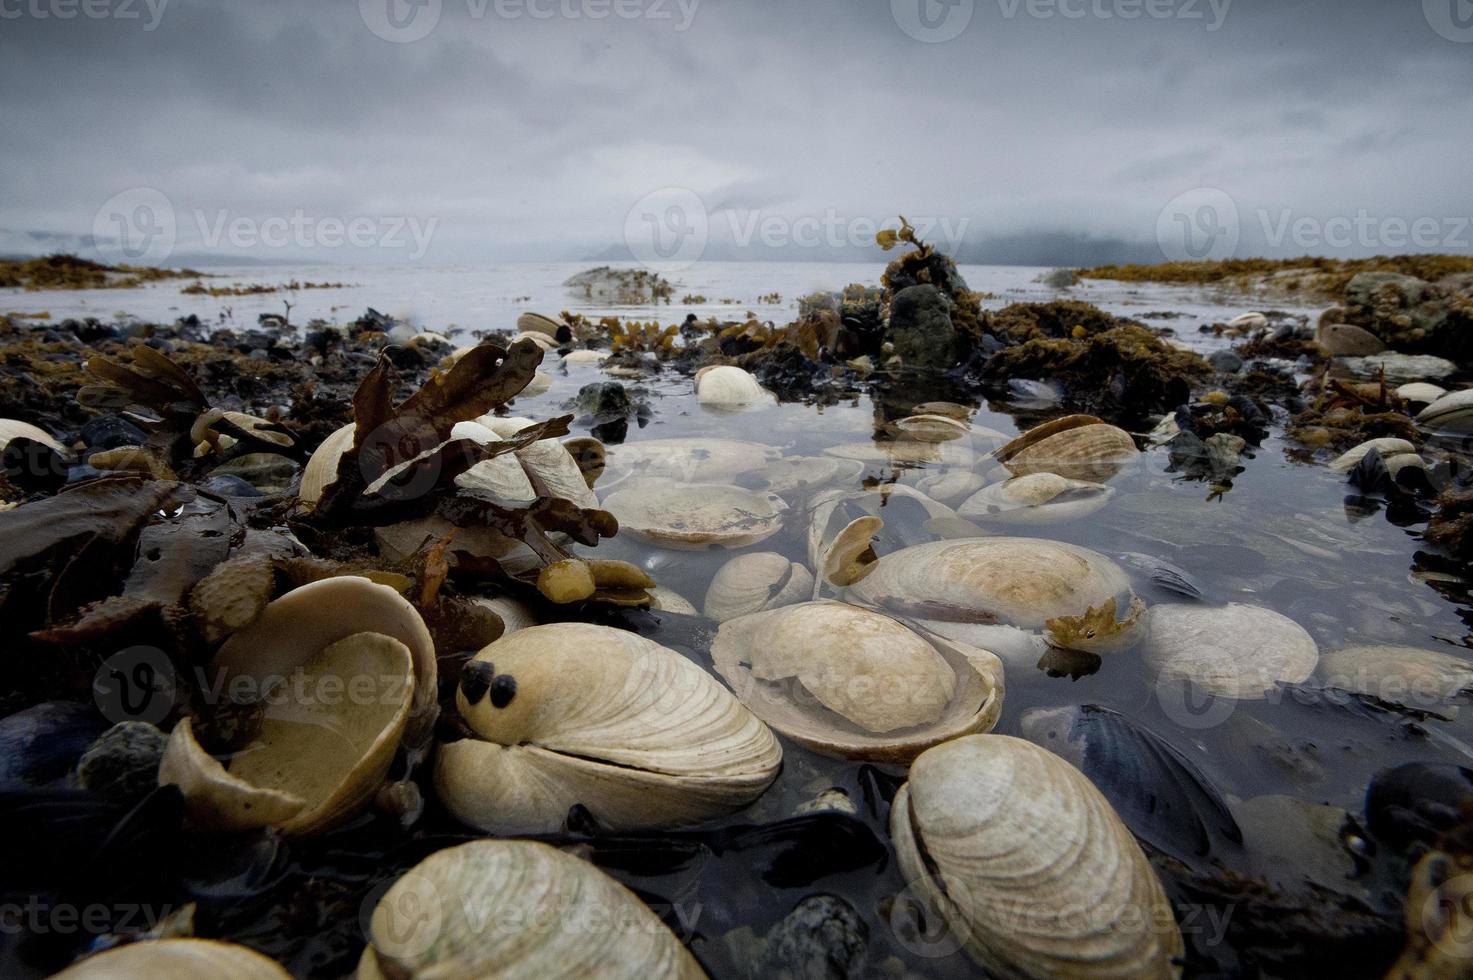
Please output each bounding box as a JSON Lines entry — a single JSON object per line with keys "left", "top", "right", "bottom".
{"left": 744, "top": 455, "right": 865, "bottom": 496}
{"left": 695, "top": 365, "right": 769, "bottom": 408}
{"left": 52, "top": 939, "right": 291, "bottom": 979}
{"left": 471, "top": 595, "right": 538, "bottom": 634}
{"left": 450, "top": 420, "right": 537, "bottom": 503}
{"left": 912, "top": 467, "right": 988, "bottom": 506}
{"left": 603, "top": 478, "right": 787, "bottom": 550}
{"left": 603, "top": 437, "right": 781, "bottom": 487}
{"left": 805, "top": 484, "right": 959, "bottom": 572}
{"left": 995, "top": 416, "right": 1139, "bottom": 484}
{"left": 161, "top": 618, "right": 418, "bottom": 837}
{"left": 517, "top": 311, "right": 566, "bottom": 337}
{"left": 1418, "top": 389, "right": 1473, "bottom": 434}
{"left": 847, "top": 538, "right": 1143, "bottom": 663}
{"left": 1318, "top": 645, "right": 1473, "bottom": 709}
{"left": 562, "top": 349, "right": 605, "bottom": 364}
{"left": 478, "top": 415, "right": 599, "bottom": 509}
{"left": 0, "top": 418, "right": 67, "bottom": 456}
{"left": 892, "top": 735, "right": 1184, "bottom": 979}
{"left": 887, "top": 413, "right": 972, "bottom": 443}
{"left": 1397, "top": 382, "right": 1446, "bottom": 408}
{"left": 712, "top": 601, "right": 1004, "bottom": 762}
{"left": 297, "top": 422, "right": 357, "bottom": 510}
{"left": 1328, "top": 438, "right": 1418, "bottom": 473}
{"left": 647, "top": 586, "right": 699, "bottom": 615}
{"left": 702, "top": 552, "right": 813, "bottom": 622}
{"left": 434, "top": 623, "right": 781, "bottom": 834}
{"left": 359, "top": 840, "right": 704, "bottom": 980}
{"left": 957, "top": 473, "right": 1113, "bottom": 525}
{"left": 1139, "top": 602, "right": 1318, "bottom": 700}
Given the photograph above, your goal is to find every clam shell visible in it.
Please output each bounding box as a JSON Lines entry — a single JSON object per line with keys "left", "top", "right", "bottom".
{"left": 562, "top": 349, "right": 605, "bottom": 364}
{"left": 1139, "top": 602, "right": 1318, "bottom": 700}
{"left": 359, "top": 840, "right": 704, "bottom": 979}
{"left": 1230, "top": 312, "right": 1268, "bottom": 330}
{"left": 1318, "top": 645, "right": 1473, "bottom": 709}
{"left": 886, "top": 413, "right": 971, "bottom": 443}
{"left": 519, "top": 370, "right": 554, "bottom": 397}
{"left": 604, "top": 437, "right": 782, "bottom": 486}
{"left": 892, "top": 735, "right": 1184, "bottom": 979}
{"left": 805, "top": 485, "right": 960, "bottom": 572}
{"left": 450, "top": 420, "right": 537, "bottom": 502}
{"left": 478, "top": 415, "right": 600, "bottom": 508}
{"left": 297, "top": 422, "right": 356, "bottom": 510}
{"left": 435, "top": 623, "right": 780, "bottom": 833}
{"left": 212, "top": 576, "right": 437, "bottom": 737}
{"left": 53, "top": 939, "right": 291, "bottom": 979}
{"left": 995, "top": 416, "right": 1139, "bottom": 483}
{"left": 696, "top": 365, "right": 768, "bottom": 408}
{"left": 0, "top": 418, "right": 67, "bottom": 456}
{"left": 471, "top": 595, "right": 538, "bottom": 634}
{"left": 517, "top": 311, "right": 566, "bottom": 337}
{"left": 822, "top": 438, "right": 974, "bottom": 467}
{"left": 742, "top": 455, "right": 865, "bottom": 495}
{"left": 603, "top": 478, "right": 786, "bottom": 550}
{"left": 912, "top": 468, "right": 988, "bottom": 506}
{"left": 1316, "top": 321, "right": 1385, "bottom": 356}
{"left": 161, "top": 628, "right": 415, "bottom": 837}
{"left": 647, "top": 586, "right": 699, "bottom": 615}
{"left": 712, "top": 601, "right": 1004, "bottom": 762}
{"left": 1417, "top": 389, "right": 1473, "bottom": 434}
{"left": 958, "top": 473, "right": 1113, "bottom": 525}
{"left": 703, "top": 552, "right": 814, "bottom": 622}
{"left": 1328, "top": 438, "right": 1418, "bottom": 473}
{"left": 1397, "top": 382, "right": 1446, "bottom": 408}
{"left": 847, "top": 538, "right": 1143, "bottom": 663}
{"left": 511, "top": 330, "right": 558, "bottom": 351}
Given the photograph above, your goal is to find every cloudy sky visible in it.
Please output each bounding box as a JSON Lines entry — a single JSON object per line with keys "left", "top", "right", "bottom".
{"left": 2, "top": 0, "right": 1471, "bottom": 266}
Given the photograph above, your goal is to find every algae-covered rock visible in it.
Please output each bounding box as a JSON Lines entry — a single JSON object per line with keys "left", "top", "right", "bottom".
{"left": 887, "top": 285, "right": 958, "bottom": 368}
{"left": 1340, "top": 272, "right": 1473, "bottom": 365}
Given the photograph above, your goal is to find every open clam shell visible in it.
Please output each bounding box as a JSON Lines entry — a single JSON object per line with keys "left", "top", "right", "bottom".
{"left": 703, "top": 552, "right": 813, "bottom": 622}
{"left": 712, "top": 602, "right": 1004, "bottom": 763}
{"left": 847, "top": 538, "right": 1145, "bottom": 664}
{"left": 805, "top": 485, "right": 962, "bottom": 572}
{"left": 478, "top": 415, "right": 599, "bottom": 509}
{"left": 434, "top": 623, "right": 781, "bottom": 834}
{"left": 0, "top": 418, "right": 67, "bottom": 456}
{"left": 957, "top": 473, "right": 1113, "bottom": 525}
{"left": 1328, "top": 437, "right": 1418, "bottom": 474}
{"left": 53, "top": 939, "right": 291, "bottom": 979}
{"left": 603, "top": 437, "right": 782, "bottom": 486}
{"left": 994, "top": 415, "right": 1139, "bottom": 483}
{"left": 161, "top": 623, "right": 416, "bottom": 837}
{"left": 603, "top": 478, "right": 787, "bottom": 550}
{"left": 297, "top": 421, "right": 356, "bottom": 510}
{"left": 1139, "top": 602, "right": 1318, "bottom": 700}
{"left": 359, "top": 840, "right": 705, "bottom": 979}
{"left": 741, "top": 455, "right": 865, "bottom": 496}
{"left": 891, "top": 735, "right": 1184, "bottom": 979}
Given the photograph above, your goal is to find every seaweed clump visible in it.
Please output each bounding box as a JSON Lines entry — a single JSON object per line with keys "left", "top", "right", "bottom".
{"left": 1426, "top": 490, "right": 1473, "bottom": 563}
{"left": 984, "top": 300, "right": 1129, "bottom": 345}
{"left": 981, "top": 323, "right": 1210, "bottom": 420}
{"left": 877, "top": 217, "right": 983, "bottom": 360}
{"left": 0, "top": 253, "right": 198, "bottom": 290}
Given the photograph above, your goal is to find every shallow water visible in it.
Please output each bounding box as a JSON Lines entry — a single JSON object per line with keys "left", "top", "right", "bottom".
{"left": 7, "top": 262, "right": 1459, "bottom": 976}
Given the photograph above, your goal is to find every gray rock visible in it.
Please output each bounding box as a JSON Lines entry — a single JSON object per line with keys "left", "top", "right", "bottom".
{"left": 759, "top": 895, "right": 868, "bottom": 980}
{"left": 76, "top": 721, "right": 167, "bottom": 803}
{"left": 887, "top": 285, "right": 958, "bottom": 369}
{"left": 1344, "top": 272, "right": 1433, "bottom": 312}
{"left": 1208, "top": 350, "right": 1244, "bottom": 374}
{"left": 1340, "top": 352, "right": 1457, "bottom": 383}
{"left": 575, "top": 381, "right": 631, "bottom": 420}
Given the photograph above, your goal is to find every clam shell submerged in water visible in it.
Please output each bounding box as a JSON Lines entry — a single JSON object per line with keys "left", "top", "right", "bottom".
{"left": 703, "top": 551, "right": 814, "bottom": 622}
{"left": 603, "top": 478, "right": 787, "bottom": 549}
{"left": 434, "top": 623, "right": 781, "bottom": 834}
{"left": 711, "top": 601, "right": 1004, "bottom": 762}
{"left": 891, "top": 735, "right": 1184, "bottom": 979}
{"left": 994, "top": 415, "right": 1140, "bottom": 483}
{"left": 847, "top": 538, "right": 1145, "bottom": 664}
{"left": 957, "top": 473, "right": 1113, "bottom": 525}
{"left": 359, "top": 840, "right": 705, "bottom": 979}
{"left": 1139, "top": 602, "right": 1318, "bottom": 700}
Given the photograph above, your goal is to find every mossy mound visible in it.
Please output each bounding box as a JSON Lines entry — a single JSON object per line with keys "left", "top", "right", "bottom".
{"left": 1427, "top": 490, "right": 1473, "bottom": 563}
{"left": 981, "top": 323, "right": 1210, "bottom": 418}
{"left": 983, "top": 300, "right": 1130, "bottom": 345}
{"left": 0, "top": 253, "right": 197, "bottom": 291}
{"left": 1285, "top": 407, "right": 1422, "bottom": 455}
{"left": 1079, "top": 255, "right": 1473, "bottom": 297}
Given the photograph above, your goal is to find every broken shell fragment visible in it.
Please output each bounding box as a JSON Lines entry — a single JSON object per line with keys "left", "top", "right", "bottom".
{"left": 359, "top": 840, "right": 705, "bottom": 980}
{"left": 847, "top": 538, "right": 1145, "bottom": 664}
{"left": 1139, "top": 602, "right": 1318, "bottom": 700}
{"left": 603, "top": 479, "right": 787, "bottom": 550}
{"left": 702, "top": 551, "right": 814, "bottom": 622}
{"left": 957, "top": 472, "right": 1113, "bottom": 525}
{"left": 891, "top": 735, "right": 1184, "bottom": 979}
{"left": 434, "top": 623, "right": 781, "bottom": 833}
{"left": 52, "top": 939, "right": 292, "bottom": 979}
{"left": 712, "top": 601, "right": 1004, "bottom": 762}
{"left": 0, "top": 418, "right": 67, "bottom": 456}
{"left": 160, "top": 626, "right": 416, "bottom": 837}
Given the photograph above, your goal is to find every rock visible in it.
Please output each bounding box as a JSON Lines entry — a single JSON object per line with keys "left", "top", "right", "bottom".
{"left": 1205, "top": 432, "right": 1246, "bottom": 476}
{"left": 80, "top": 415, "right": 148, "bottom": 451}
{"left": 575, "top": 381, "right": 631, "bottom": 420}
{"left": 211, "top": 453, "right": 300, "bottom": 493}
{"left": 1316, "top": 321, "right": 1385, "bottom": 357}
{"left": 1208, "top": 350, "right": 1244, "bottom": 374}
{"left": 1341, "top": 272, "right": 1473, "bottom": 365}
{"left": 76, "top": 721, "right": 168, "bottom": 803}
{"left": 758, "top": 895, "right": 868, "bottom": 980}
{"left": 887, "top": 285, "right": 958, "bottom": 369}
{"left": 1038, "top": 268, "right": 1080, "bottom": 289}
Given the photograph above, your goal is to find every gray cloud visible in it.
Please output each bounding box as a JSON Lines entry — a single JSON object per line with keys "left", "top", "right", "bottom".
{"left": 1, "top": 0, "right": 1470, "bottom": 264}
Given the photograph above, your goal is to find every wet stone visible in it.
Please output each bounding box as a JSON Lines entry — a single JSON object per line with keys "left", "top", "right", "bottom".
{"left": 76, "top": 721, "right": 168, "bottom": 804}
{"left": 758, "top": 895, "right": 868, "bottom": 980}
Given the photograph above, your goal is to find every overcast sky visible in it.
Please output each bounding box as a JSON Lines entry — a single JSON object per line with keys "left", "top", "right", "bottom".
{"left": 2, "top": 0, "right": 1471, "bottom": 266}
